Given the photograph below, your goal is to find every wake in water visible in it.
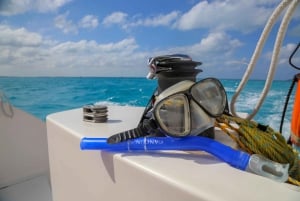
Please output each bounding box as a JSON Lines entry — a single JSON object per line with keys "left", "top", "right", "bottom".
{"left": 224, "top": 79, "right": 294, "bottom": 139}
{"left": 0, "top": 77, "right": 295, "bottom": 138}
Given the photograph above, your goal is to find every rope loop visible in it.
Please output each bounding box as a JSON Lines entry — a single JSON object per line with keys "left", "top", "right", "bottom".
{"left": 216, "top": 114, "right": 300, "bottom": 186}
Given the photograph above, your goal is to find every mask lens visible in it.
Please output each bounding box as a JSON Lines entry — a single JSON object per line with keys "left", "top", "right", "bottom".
{"left": 154, "top": 94, "right": 190, "bottom": 136}
{"left": 191, "top": 78, "right": 226, "bottom": 116}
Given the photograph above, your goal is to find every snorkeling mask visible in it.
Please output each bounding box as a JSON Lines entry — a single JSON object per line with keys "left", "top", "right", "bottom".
{"left": 154, "top": 78, "right": 227, "bottom": 137}
{"left": 107, "top": 77, "right": 228, "bottom": 143}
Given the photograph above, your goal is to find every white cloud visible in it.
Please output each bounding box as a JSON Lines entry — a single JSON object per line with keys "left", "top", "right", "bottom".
{"left": 0, "top": 25, "right": 42, "bottom": 46}
{"left": 130, "top": 11, "right": 180, "bottom": 27}
{"left": 48, "top": 38, "right": 142, "bottom": 74}
{"left": 54, "top": 12, "right": 99, "bottom": 34}
{"left": 54, "top": 11, "right": 78, "bottom": 34}
{"left": 0, "top": 24, "right": 297, "bottom": 79}
{"left": 0, "top": 25, "right": 50, "bottom": 72}
{"left": 193, "top": 32, "right": 243, "bottom": 55}
{"left": 79, "top": 15, "right": 99, "bottom": 29}
{"left": 157, "top": 31, "right": 244, "bottom": 78}
{"left": 103, "top": 11, "right": 180, "bottom": 30}
{"left": 148, "top": 31, "right": 298, "bottom": 79}
{"left": 0, "top": 25, "right": 149, "bottom": 76}
{"left": 0, "top": 0, "right": 72, "bottom": 16}
{"left": 165, "top": 31, "right": 243, "bottom": 60}
{"left": 246, "top": 43, "right": 300, "bottom": 79}
{"left": 144, "top": 11, "right": 180, "bottom": 26}
{"left": 265, "top": 43, "right": 300, "bottom": 67}
{"left": 174, "top": 0, "right": 281, "bottom": 32}
{"left": 102, "top": 12, "right": 128, "bottom": 26}
{"left": 100, "top": 0, "right": 291, "bottom": 34}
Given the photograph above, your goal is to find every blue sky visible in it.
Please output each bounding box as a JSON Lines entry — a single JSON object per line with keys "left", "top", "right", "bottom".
{"left": 0, "top": 0, "right": 299, "bottom": 79}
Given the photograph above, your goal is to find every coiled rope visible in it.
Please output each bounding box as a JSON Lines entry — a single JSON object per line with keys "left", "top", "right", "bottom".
{"left": 230, "top": 0, "right": 300, "bottom": 120}
{"left": 216, "top": 114, "right": 300, "bottom": 186}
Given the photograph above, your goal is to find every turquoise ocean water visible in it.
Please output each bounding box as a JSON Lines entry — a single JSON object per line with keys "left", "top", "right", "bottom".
{"left": 0, "top": 77, "right": 296, "bottom": 138}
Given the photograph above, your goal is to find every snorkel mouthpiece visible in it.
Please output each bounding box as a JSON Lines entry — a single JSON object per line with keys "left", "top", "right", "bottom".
{"left": 246, "top": 154, "right": 289, "bottom": 182}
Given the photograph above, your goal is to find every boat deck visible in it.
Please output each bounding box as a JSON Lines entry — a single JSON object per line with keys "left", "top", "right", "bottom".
{"left": 46, "top": 106, "right": 300, "bottom": 201}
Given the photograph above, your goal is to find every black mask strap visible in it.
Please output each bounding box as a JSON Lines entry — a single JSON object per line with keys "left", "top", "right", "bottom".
{"left": 107, "top": 89, "right": 159, "bottom": 144}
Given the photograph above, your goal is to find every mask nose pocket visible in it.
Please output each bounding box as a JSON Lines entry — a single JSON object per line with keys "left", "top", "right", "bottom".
{"left": 190, "top": 100, "right": 214, "bottom": 136}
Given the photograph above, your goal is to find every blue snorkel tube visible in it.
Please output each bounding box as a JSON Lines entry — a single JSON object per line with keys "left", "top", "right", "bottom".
{"left": 80, "top": 136, "right": 289, "bottom": 182}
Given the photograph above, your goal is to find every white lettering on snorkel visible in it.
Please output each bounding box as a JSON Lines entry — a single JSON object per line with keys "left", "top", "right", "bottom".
{"left": 129, "top": 138, "right": 164, "bottom": 145}
{"left": 128, "top": 138, "right": 164, "bottom": 151}
{"left": 145, "top": 138, "right": 164, "bottom": 145}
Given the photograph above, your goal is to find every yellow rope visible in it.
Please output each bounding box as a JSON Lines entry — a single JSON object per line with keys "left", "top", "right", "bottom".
{"left": 288, "top": 177, "right": 300, "bottom": 186}
{"left": 216, "top": 114, "right": 300, "bottom": 186}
